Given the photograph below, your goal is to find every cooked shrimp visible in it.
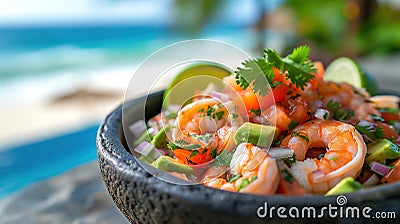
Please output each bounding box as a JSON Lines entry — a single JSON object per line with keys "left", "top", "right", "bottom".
{"left": 205, "top": 143, "right": 279, "bottom": 195}
{"left": 280, "top": 120, "right": 367, "bottom": 194}
{"left": 371, "top": 95, "right": 400, "bottom": 109}
{"left": 171, "top": 98, "right": 242, "bottom": 164}
{"left": 319, "top": 81, "right": 380, "bottom": 121}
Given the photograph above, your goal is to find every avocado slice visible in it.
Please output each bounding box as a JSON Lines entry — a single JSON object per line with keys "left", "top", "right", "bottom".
{"left": 325, "top": 177, "right": 363, "bottom": 196}
{"left": 151, "top": 125, "right": 171, "bottom": 149}
{"left": 152, "top": 156, "right": 193, "bottom": 176}
{"left": 233, "top": 122, "right": 281, "bottom": 148}
{"left": 366, "top": 139, "right": 400, "bottom": 164}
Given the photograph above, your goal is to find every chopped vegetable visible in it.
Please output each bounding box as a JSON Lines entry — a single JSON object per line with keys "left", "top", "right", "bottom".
{"left": 381, "top": 158, "right": 400, "bottom": 184}
{"left": 369, "top": 161, "right": 392, "bottom": 176}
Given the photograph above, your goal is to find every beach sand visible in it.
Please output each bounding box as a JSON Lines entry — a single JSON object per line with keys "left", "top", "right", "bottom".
{"left": 0, "top": 162, "right": 129, "bottom": 224}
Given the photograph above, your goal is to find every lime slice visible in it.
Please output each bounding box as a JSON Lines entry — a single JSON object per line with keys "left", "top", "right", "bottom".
{"left": 163, "top": 62, "right": 232, "bottom": 107}
{"left": 324, "top": 57, "right": 378, "bottom": 95}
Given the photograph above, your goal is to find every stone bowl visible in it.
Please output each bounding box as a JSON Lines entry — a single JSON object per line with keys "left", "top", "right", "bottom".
{"left": 97, "top": 91, "right": 400, "bottom": 224}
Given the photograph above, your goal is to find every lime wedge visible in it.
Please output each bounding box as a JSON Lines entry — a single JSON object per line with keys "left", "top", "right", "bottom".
{"left": 324, "top": 57, "right": 378, "bottom": 95}
{"left": 163, "top": 62, "right": 232, "bottom": 107}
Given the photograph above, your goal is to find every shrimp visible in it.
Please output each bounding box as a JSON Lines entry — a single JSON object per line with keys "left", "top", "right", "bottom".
{"left": 171, "top": 98, "right": 242, "bottom": 164}
{"left": 205, "top": 143, "right": 280, "bottom": 195}
{"left": 280, "top": 120, "right": 367, "bottom": 194}
{"left": 319, "top": 81, "right": 380, "bottom": 121}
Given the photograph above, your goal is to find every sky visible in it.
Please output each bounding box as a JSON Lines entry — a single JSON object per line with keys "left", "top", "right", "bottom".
{"left": 0, "top": 0, "right": 282, "bottom": 27}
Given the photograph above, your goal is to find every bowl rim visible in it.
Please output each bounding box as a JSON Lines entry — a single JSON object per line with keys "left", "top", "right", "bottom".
{"left": 97, "top": 90, "right": 400, "bottom": 207}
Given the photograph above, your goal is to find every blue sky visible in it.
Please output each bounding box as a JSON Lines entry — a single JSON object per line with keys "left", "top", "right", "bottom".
{"left": 0, "top": 0, "right": 283, "bottom": 27}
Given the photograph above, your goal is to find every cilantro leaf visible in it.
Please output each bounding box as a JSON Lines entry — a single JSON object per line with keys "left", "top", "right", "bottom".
{"left": 282, "top": 168, "right": 294, "bottom": 183}
{"left": 235, "top": 45, "right": 315, "bottom": 96}
{"left": 237, "top": 176, "right": 258, "bottom": 192}
{"left": 327, "top": 100, "right": 354, "bottom": 120}
{"left": 356, "top": 124, "right": 385, "bottom": 141}
{"left": 234, "top": 58, "right": 274, "bottom": 96}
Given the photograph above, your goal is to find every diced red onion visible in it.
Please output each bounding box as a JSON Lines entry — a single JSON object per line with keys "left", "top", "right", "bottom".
{"left": 210, "top": 91, "right": 229, "bottom": 102}
{"left": 128, "top": 120, "right": 147, "bottom": 138}
{"left": 312, "top": 169, "right": 324, "bottom": 181}
{"left": 370, "top": 161, "right": 391, "bottom": 176}
{"left": 134, "top": 141, "right": 155, "bottom": 157}
{"left": 362, "top": 134, "right": 374, "bottom": 143}
{"left": 266, "top": 147, "right": 294, "bottom": 159}
{"left": 315, "top": 108, "right": 330, "bottom": 120}
{"left": 362, "top": 173, "right": 380, "bottom": 187}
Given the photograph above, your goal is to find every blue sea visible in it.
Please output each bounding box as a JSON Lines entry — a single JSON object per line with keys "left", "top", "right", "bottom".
{"left": 0, "top": 24, "right": 266, "bottom": 198}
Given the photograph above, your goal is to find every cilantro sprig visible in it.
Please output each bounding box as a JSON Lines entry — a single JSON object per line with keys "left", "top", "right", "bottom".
{"left": 235, "top": 45, "right": 316, "bottom": 96}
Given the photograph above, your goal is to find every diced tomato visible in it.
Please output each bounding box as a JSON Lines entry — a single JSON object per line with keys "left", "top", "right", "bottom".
{"left": 223, "top": 75, "right": 243, "bottom": 92}
{"left": 173, "top": 148, "right": 212, "bottom": 165}
{"left": 381, "top": 158, "right": 400, "bottom": 184}
{"left": 377, "top": 122, "right": 399, "bottom": 140}
{"left": 381, "top": 112, "right": 400, "bottom": 123}
{"left": 309, "top": 61, "right": 324, "bottom": 90}
{"left": 257, "top": 84, "right": 289, "bottom": 110}
{"left": 239, "top": 89, "right": 260, "bottom": 112}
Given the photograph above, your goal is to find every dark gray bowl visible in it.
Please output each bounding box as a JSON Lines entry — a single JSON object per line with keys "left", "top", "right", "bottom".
{"left": 97, "top": 91, "right": 400, "bottom": 224}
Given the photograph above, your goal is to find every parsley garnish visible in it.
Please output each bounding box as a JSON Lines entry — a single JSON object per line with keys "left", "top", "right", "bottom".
{"left": 249, "top": 108, "right": 261, "bottom": 116}
{"left": 282, "top": 168, "right": 294, "bottom": 183}
{"left": 229, "top": 174, "right": 241, "bottom": 183}
{"left": 355, "top": 124, "right": 385, "bottom": 141}
{"left": 288, "top": 120, "right": 299, "bottom": 130}
{"left": 237, "top": 176, "right": 258, "bottom": 192}
{"left": 283, "top": 154, "right": 296, "bottom": 165}
{"left": 235, "top": 45, "right": 316, "bottom": 96}
{"left": 327, "top": 100, "right": 354, "bottom": 120}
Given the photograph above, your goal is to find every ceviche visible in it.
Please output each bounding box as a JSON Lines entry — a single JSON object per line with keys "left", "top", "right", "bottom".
{"left": 131, "top": 46, "right": 400, "bottom": 196}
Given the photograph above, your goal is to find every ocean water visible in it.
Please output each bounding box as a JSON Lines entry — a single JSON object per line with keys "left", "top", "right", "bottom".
{"left": 0, "top": 24, "right": 262, "bottom": 106}
{"left": 0, "top": 24, "right": 257, "bottom": 197}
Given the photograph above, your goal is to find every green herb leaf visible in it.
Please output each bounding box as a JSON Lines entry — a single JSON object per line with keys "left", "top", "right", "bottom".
{"left": 283, "top": 154, "right": 296, "bottom": 165}
{"left": 235, "top": 58, "right": 275, "bottom": 96}
{"left": 288, "top": 120, "right": 299, "bottom": 130}
{"left": 229, "top": 174, "right": 241, "bottom": 183}
{"left": 282, "top": 168, "right": 294, "bottom": 183}
{"left": 291, "top": 131, "right": 309, "bottom": 143}
{"left": 198, "top": 108, "right": 205, "bottom": 112}
{"left": 327, "top": 100, "right": 354, "bottom": 120}
{"left": 355, "top": 124, "right": 385, "bottom": 141}
{"left": 215, "top": 111, "right": 225, "bottom": 120}
{"left": 189, "top": 150, "right": 200, "bottom": 158}
{"left": 235, "top": 45, "right": 316, "bottom": 96}
{"left": 249, "top": 108, "right": 261, "bottom": 116}
{"left": 211, "top": 148, "right": 218, "bottom": 159}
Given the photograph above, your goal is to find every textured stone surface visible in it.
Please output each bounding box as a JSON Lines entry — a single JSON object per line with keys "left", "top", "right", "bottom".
{"left": 97, "top": 92, "right": 400, "bottom": 224}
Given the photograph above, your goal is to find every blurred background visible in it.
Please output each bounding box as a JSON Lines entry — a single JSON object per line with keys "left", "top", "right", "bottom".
{"left": 1, "top": 0, "right": 400, "bottom": 223}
